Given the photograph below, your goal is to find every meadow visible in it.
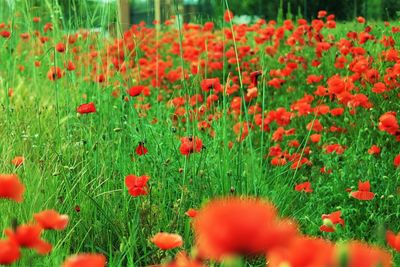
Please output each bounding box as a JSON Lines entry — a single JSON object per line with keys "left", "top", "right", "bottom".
{"left": 0, "top": 2, "right": 400, "bottom": 266}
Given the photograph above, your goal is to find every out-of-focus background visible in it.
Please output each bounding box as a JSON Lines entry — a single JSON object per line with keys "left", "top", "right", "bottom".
{"left": 1, "top": 0, "right": 400, "bottom": 31}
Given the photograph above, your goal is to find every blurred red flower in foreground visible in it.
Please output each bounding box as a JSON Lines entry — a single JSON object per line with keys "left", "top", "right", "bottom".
{"left": 34, "top": 210, "right": 69, "bottom": 230}
{"left": 0, "top": 174, "right": 25, "bottom": 202}
{"left": 394, "top": 154, "right": 400, "bottom": 168}
{"left": 268, "top": 236, "right": 334, "bottom": 267}
{"left": 350, "top": 181, "right": 375, "bottom": 200}
{"left": 77, "top": 102, "right": 96, "bottom": 114}
{"left": 0, "top": 239, "right": 20, "bottom": 265}
{"left": 159, "top": 251, "right": 205, "bottom": 267}
{"left": 151, "top": 233, "right": 183, "bottom": 250}
{"left": 268, "top": 238, "right": 391, "bottom": 267}
{"left": 62, "top": 253, "right": 106, "bottom": 267}
{"left": 125, "top": 175, "right": 149, "bottom": 197}
{"left": 340, "top": 241, "right": 392, "bottom": 267}
{"left": 386, "top": 230, "right": 400, "bottom": 252}
{"left": 4, "top": 224, "right": 52, "bottom": 255}
{"left": 193, "top": 197, "right": 298, "bottom": 261}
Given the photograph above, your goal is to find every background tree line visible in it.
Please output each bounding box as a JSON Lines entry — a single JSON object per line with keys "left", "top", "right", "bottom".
{"left": 1, "top": 0, "right": 400, "bottom": 30}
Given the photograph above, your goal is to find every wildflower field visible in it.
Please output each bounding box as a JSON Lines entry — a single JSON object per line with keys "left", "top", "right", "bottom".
{"left": 1, "top": 1, "right": 400, "bottom": 266}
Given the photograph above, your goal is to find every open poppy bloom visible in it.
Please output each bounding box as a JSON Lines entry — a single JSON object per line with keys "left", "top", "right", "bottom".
{"left": 0, "top": 30, "right": 11, "bottom": 38}
{"left": 127, "top": 85, "right": 146, "bottom": 97}
{"left": 34, "top": 210, "right": 69, "bottom": 230}
{"left": 368, "top": 145, "right": 381, "bottom": 155}
{"left": 125, "top": 175, "right": 149, "bottom": 197}
{"left": 320, "top": 211, "right": 344, "bottom": 232}
{"left": 294, "top": 181, "right": 313, "bottom": 193}
{"left": 55, "top": 42, "right": 65, "bottom": 53}
{"left": 151, "top": 232, "right": 183, "bottom": 250}
{"left": 350, "top": 181, "right": 375, "bottom": 200}
{"left": 0, "top": 238, "right": 20, "bottom": 265}
{"left": 0, "top": 174, "right": 25, "bottom": 202}
{"left": 77, "top": 102, "right": 96, "bottom": 114}
{"left": 200, "top": 78, "right": 222, "bottom": 92}
{"left": 193, "top": 197, "right": 298, "bottom": 261}
{"left": 179, "top": 137, "right": 203, "bottom": 156}
{"left": 11, "top": 156, "right": 24, "bottom": 167}
{"left": 4, "top": 224, "right": 52, "bottom": 255}
{"left": 386, "top": 230, "right": 400, "bottom": 252}
{"left": 62, "top": 253, "right": 106, "bottom": 267}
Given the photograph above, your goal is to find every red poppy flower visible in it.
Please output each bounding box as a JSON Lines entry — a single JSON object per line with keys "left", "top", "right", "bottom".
{"left": 179, "top": 137, "right": 203, "bottom": 155}
{"left": 62, "top": 253, "right": 106, "bottom": 267}
{"left": 47, "top": 67, "right": 63, "bottom": 81}
{"left": 310, "top": 134, "right": 321, "bottom": 143}
{"left": 77, "top": 102, "right": 96, "bottom": 114}
{"left": 250, "top": 70, "right": 262, "bottom": 86}
{"left": 34, "top": 210, "right": 69, "bottom": 230}
{"left": 151, "top": 233, "right": 183, "bottom": 250}
{"left": 294, "top": 182, "right": 313, "bottom": 193}
{"left": 193, "top": 197, "right": 298, "bottom": 261}
{"left": 5, "top": 224, "right": 52, "bottom": 255}
{"left": 200, "top": 78, "right": 222, "bottom": 93}
{"left": 11, "top": 156, "right": 24, "bottom": 167}
{"left": 368, "top": 145, "right": 381, "bottom": 155}
{"left": 357, "top": 16, "right": 366, "bottom": 24}
{"left": 378, "top": 112, "right": 398, "bottom": 135}
{"left": 318, "top": 10, "right": 327, "bottom": 18}
{"left": 127, "top": 85, "right": 146, "bottom": 97}
{"left": 320, "top": 211, "right": 344, "bottom": 232}
{"left": 324, "top": 144, "right": 346, "bottom": 154}
{"left": 0, "top": 174, "right": 25, "bottom": 202}
{"left": 0, "top": 239, "right": 20, "bottom": 265}
{"left": 350, "top": 181, "right": 375, "bottom": 200}
{"left": 386, "top": 230, "right": 400, "bottom": 252}
{"left": 55, "top": 42, "right": 65, "bottom": 53}
{"left": 224, "top": 10, "right": 234, "bottom": 23}
{"left": 125, "top": 175, "right": 149, "bottom": 197}
{"left": 135, "top": 142, "right": 148, "bottom": 156}
{"left": 44, "top": 22, "right": 53, "bottom": 32}
{"left": 66, "top": 61, "right": 76, "bottom": 71}
{"left": 185, "top": 208, "right": 197, "bottom": 218}
{"left": 0, "top": 31, "right": 11, "bottom": 38}
{"left": 394, "top": 154, "right": 400, "bottom": 168}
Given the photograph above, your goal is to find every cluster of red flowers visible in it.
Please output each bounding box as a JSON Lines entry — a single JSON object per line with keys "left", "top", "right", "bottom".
{"left": 0, "top": 168, "right": 105, "bottom": 266}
